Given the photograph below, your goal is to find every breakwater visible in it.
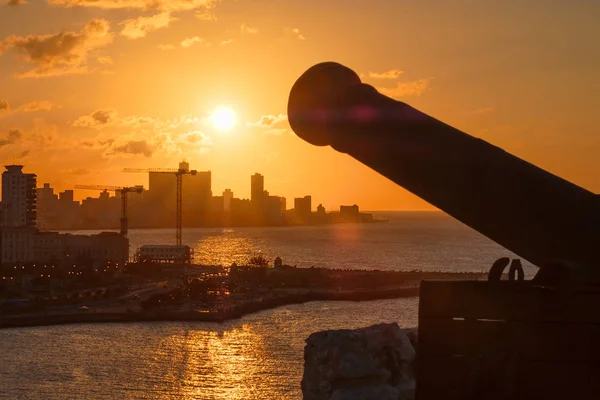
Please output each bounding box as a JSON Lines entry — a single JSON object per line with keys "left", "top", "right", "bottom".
{"left": 0, "top": 285, "right": 420, "bottom": 330}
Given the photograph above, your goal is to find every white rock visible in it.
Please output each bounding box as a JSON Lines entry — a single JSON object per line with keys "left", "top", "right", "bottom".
{"left": 302, "top": 323, "right": 417, "bottom": 400}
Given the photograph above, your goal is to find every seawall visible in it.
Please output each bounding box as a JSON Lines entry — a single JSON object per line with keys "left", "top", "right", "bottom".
{"left": 0, "top": 285, "right": 419, "bottom": 330}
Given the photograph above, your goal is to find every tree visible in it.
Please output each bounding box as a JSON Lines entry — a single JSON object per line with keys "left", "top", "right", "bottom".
{"left": 247, "top": 254, "right": 269, "bottom": 267}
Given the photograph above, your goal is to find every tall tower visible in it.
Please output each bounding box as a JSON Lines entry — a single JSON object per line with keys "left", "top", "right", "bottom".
{"left": 223, "top": 189, "right": 233, "bottom": 212}
{"left": 1, "top": 165, "right": 37, "bottom": 227}
{"left": 251, "top": 173, "right": 264, "bottom": 204}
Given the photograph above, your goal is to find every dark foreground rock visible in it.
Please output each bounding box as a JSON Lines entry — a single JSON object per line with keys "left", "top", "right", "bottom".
{"left": 302, "top": 323, "right": 417, "bottom": 400}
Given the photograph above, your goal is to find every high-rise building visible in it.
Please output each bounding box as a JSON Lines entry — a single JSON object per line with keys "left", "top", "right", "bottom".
{"left": 294, "top": 195, "right": 312, "bottom": 220}
{"left": 183, "top": 170, "right": 211, "bottom": 226}
{"left": 37, "top": 183, "right": 56, "bottom": 202}
{"left": 1, "top": 165, "right": 37, "bottom": 228}
{"left": 146, "top": 162, "right": 212, "bottom": 227}
{"left": 266, "top": 196, "right": 286, "bottom": 224}
{"left": 35, "top": 184, "right": 81, "bottom": 230}
{"left": 59, "top": 190, "right": 74, "bottom": 203}
{"left": 36, "top": 183, "right": 58, "bottom": 230}
{"left": 280, "top": 197, "right": 287, "bottom": 213}
{"left": 80, "top": 190, "right": 120, "bottom": 229}
{"left": 223, "top": 189, "right": 233, "bottom": 212}
{"left": 251, "top": 173, "right": 264, "bottom": 204}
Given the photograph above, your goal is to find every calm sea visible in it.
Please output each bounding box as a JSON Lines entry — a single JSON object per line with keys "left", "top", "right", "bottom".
{"left": 0, "top": 212, "right": 536, "bottom": 399}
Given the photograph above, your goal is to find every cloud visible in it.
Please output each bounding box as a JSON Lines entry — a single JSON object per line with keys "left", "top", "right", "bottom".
{"left": 196, "top": 10, "right": 216, "bottom": 20}
{"left": 8, "top": 129, "right": 21, "bottom": 141}
{"left": 0, "top": 18, "right": 113, "bottom": 78}
{"left": 20, "top": 100, "right": 59, "bottom": 112}
{"left": 120, "top": 12, "right": 175, "bottom": 39}
{"left": 30, "top": 118, "right": 62, "bottom": 148}
{"left": 195, "top": 2, "right": 216, "bottom": 20}
{"left": 72, "top": 108, "right": 214, "bottom": 158}
{"left": 47, "top": 0, "right": 216, "bottom": 12}
{"left": 102, "top": 131, "right": 212, "bottom": 159}
{"left": 220, "top": 39, "right": 233, "bottom": 46}
{"left": 472, "top": 106, "right": 495, "bottom": 116}
{"left": 365, "top": 69, "right": 404, "bottom": 79}
{"left": 183, "top": 131, "right": 212, "bottom": 145}
{"left": 91, "top": 109, "right": 114, "bottom": 124}
{"left": 0, "top": 129, "right": 22, "bottom": 147}
{"left": 0, "top": 100, "right": 60, "bottom": 117}
{"left": 181, "top": 36, "right": 200, "bottom": 47}
{"left": 64, "top": 167, "right": 90, "bottom": 175}
{"left": 97, "top": 55, "right": 113, "bottom": 65}
{"left": 111, "top": 140, "right": 154, "bottom": 157}
{"left": 157, "top": 44, "right": 176, "bottom": 51}
{"left": 361, "top": 68, "right": 431, "bottom": 97}
{"left": 0, "top": 118, "right": 78, "bottom": 163}
{"left": 378, "top": 78, "right": 432, "bottom": 98}
{"left": 250, "top": 114, "right": 287, "bottom": 128}
{"left": 158, "top": 36, "right": 210, "bottom": 50}
{"left": 284, "top": 28, "right": 305, "bottom": 40}
{"left": 8, "top": 0, "right": 28, "bottom": 6}
{"left": 181, "top": 36, "right": 209, "bottom": 48}
{"left": 151, "top": 130, "right": 213, "bottom": 156}
{"left": 240, "top": 24, "right": 258, "bottom": 34}
{"left": 73, "top": 108, "right": 117, "bottom": 128}
{"left": 248, "top": 113, "right": 290, "bottom": 135}
{"left": 73, "top": 109, "right": 202, "bottom": 131}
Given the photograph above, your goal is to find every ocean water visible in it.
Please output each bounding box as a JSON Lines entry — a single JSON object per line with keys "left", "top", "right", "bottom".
{"left": 1, "top": 212, "right": 537, "bottom": 399}
{"left": 0, "top": 299, "right": 417, "bottom": 400}
{"left": 67, "top": 211, "right": 536, "bottom": 275}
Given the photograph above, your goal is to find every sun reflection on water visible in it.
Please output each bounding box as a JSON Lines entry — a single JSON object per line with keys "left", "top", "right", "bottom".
{"left": 1, "top": 297, "right": 419, "bottom": 399}
{"left": 151, "top": 325, "right": 273, "bottom": 399}
{"left": 193, "top": 233, "right": 260, "bottom": 266}
{"left": 330, "top": 223, "right": 361, "bottom": 244}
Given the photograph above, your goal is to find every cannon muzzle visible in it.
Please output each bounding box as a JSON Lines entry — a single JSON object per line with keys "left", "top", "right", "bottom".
{"left": 288, "top": 62, "right": 600, "bottom": 273}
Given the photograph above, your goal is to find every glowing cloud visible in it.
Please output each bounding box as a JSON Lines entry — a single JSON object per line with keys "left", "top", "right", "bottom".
{"left": 120, "top": 12, "right": 175, "bottom": 39}
{"left": 46, "top": 0, "right": 216, "bottom": 12}
{"left": 0, "top": 19, "right": 113, "bottom": 78}
{"left": 367, "top": 69, "right": 404, "bottom": 79}
{"left": 378, "top": 78, "right": 432, "bottom": 98}
{"left": 284, "top": 28, "right": 305, "bottom": 40}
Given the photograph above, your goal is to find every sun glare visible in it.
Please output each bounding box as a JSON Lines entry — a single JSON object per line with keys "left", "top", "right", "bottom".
{"left": 211, "top": 107, "right": 237, "bottom": 131}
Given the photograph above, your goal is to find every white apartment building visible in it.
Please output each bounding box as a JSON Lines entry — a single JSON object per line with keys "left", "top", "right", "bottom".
{"left": 1, "top": 165, "right": 37, "bottom": 228}
{"left": 0, "top": 166, "right": 129, "bottom": 266}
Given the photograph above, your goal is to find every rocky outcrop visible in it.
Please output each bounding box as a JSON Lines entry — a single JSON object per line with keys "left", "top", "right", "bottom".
{"left": 302, "top": 323, "right": 417, "bottom": 400}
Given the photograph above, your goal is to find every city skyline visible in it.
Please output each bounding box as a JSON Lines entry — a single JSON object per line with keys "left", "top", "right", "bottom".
{"left": 22, "top": 161, "right": 369, "bottom": 212}
{"left": 1, "top": 1, "right": 600, "bottom": 210}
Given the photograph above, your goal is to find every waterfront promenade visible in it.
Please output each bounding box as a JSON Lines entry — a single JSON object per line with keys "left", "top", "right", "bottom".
{"left": 1, "top": 264, "right": 488, "bottom": 330}
{"left": 0, "top": 284, "right": 423, "bottom": 329}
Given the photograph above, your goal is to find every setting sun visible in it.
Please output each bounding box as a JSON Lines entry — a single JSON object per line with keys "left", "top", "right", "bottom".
{"left": 211, "top": 107, "right": 237, "bottom": 132}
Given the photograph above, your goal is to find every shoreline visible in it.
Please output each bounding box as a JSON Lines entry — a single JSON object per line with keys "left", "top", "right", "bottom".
{"left": 0, "top": 285, "right": 419, "bottom": 330}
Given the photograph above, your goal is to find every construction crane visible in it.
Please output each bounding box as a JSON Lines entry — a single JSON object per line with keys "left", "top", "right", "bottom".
{"left": 74, "top": 185, "right": 144, "bottom": 236}
{"left": 122, "top": 167, "right": 197, "bottom": 246}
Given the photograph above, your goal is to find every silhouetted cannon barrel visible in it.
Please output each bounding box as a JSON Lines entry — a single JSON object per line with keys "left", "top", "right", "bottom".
{"left": 288, "top": 62, "right": 600, "bottom": 273}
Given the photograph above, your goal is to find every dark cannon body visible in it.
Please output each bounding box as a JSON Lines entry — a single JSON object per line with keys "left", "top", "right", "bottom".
{"left": 288, "top": 62, "right": 600, "bottom": 400}
{"left": 287, "top": 62, "right": 600, "bottom": 282}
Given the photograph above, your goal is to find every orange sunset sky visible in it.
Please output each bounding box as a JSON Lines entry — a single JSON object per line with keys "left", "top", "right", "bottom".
{"left": 1, "top": 0, "right": 599, "bottom": 210}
